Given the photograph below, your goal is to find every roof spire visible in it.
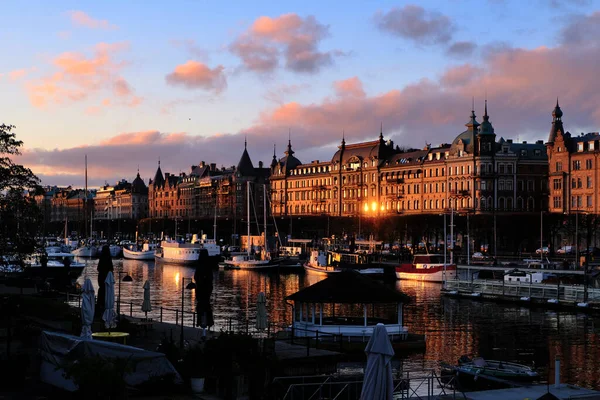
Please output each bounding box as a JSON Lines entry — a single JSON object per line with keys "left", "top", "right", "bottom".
{"left": 273, "top": 143, "right": 276, "bottom": 157}
{"left": 472, "top": 96, "right": 474, "bottom": 112}
{"left": 158, "top": 157, "right": 160, "bottom": 167}
{"left": 342, "top": 130, "right": 346, "bottom": 145}
{"left": 379, "top": 122, "right": 383, "bottom": 141}
{"left": 556, "top": 97, "right": 559, "bottom": 108}
{"left": 244, "top": 135, "right": 247, "bottom": 149}
{"left": 484, "top": 99, "right": 488, "bottom": 118}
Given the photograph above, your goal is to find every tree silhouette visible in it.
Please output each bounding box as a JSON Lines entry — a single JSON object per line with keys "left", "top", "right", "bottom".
{"left": 0, "top": 124, "right": 42, "bottom": 268}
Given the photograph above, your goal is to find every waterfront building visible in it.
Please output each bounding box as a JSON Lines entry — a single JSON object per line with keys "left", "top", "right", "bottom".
{"left": 148, "top": 142, "right": 271, "bottom": 236}
{"left": 93, "top": 172, "right": 148, "bottom": 221}
{"left": 270, "top": 103, "right": 548, "bottom": 219}
{"left": 546, "top": 100, "right": 600, "bottom": 214}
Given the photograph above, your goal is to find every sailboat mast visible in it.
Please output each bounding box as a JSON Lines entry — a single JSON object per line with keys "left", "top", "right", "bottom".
{"left": 263, "top": 184, "right": 267, "bottom": 253}
{"left": 213, "top": 192, "right": 217, "bottom": 240}
{"left": 85, "top": 155, "right": 88, "bottom": 240}
{"left": 247, "top": 181, "right": 250, "bottom": 257}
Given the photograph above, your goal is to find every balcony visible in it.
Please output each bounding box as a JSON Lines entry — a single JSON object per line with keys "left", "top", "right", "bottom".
{"left": 449, "top": 189, "right": 470, "bottom": 197}
{"left": 396, "top": 178, "right": 404, "bottom": 184}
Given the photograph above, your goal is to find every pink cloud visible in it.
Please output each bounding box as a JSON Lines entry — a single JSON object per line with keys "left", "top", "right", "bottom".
{"left": 25, "top": 42, "right": 140, "bottom": 109}
{"left": 230, "top": 13, "right": 342, "bottom": 73}
{"left": 8, "top": 69, "right": 28, "bottom": 81}
{"left": 68, "top": 10, "right": 117, "bottom": 30}
{"left": 334, "top": 77, "right": 366, "bottom": 98}
{"left": 165, "top": 61, "right": 227, "bottom": 93}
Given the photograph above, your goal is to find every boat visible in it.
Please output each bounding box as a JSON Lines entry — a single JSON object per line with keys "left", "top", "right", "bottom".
{"left": 154, "top": 238, "right": 203, "bottom": 265}
{"left": 303, "top": 250, "right": 388, "bottom": 276}
{"left": 123, "top": 242, "right": 157, "bottom": 260}
{"left": 29, "top": 252, "right": 85, "bottom": 269}
{"left": 456, "top": 356, "right": 539, "bottom": 382}
{"left": 109, "top": 244, "right": 122, "bottom": 258}
{"left": 304, "top": 250, "right": 339, "bottom": 275}
{"left": 71, "top": 242, "right": 98, "bottom": 257}
{"left": 190, "top": 234, "right": 221, "bottom": 268}
{"left": 222, "top": 183, "right": 278, "bottom": 270}
{"left": 395, "top": 254, "right": 457, "bottom": 282}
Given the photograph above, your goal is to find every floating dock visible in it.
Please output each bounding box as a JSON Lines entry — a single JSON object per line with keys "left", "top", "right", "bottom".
{"left": 446, "top": 383, "right": 600, "bottom": 400}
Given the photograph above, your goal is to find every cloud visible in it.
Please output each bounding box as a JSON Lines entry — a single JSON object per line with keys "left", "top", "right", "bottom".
{"left": 374, "top": 5, "right": 453, "bottom": 45}
{"left": 446, "top": 41, "right": 478, "bottom": 57}
{"left": 230, "top": 13, "right": 341, "bottom": 73}
{"left": 68, "top": 10, "right": 118, "bottom": 30}
{"left": 165, "top": 61, "right": 227, "bottom": 93}
{"left": 8, "top": 69, "right": 28, "bottom": 81}
{"left": 22, "top": 10, "right": 600, "bottom": 187}
{"left": 333, "top": 77, "right": 366, "bottom": 98}
{"left": 57, "top": 31, "right": 71, "bottom": 39}
{"left": 170, "top": 39, "right": 208, "bottom": 60}
{"left": 560, "top": 11, "right": 600, "bottom": 45}
{"left": 263, "top": 83, "right": 311, "bottom": 104}
{"left": 25, "top": 42, "right": 141, "bottom": 109}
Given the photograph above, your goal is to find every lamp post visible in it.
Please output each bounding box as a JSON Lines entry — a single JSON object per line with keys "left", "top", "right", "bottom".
{"left": 117, "top": 269, "right": 133, "bottom": 319}
{"left": 180, "top": 277, "right": 197, "bottom": 348}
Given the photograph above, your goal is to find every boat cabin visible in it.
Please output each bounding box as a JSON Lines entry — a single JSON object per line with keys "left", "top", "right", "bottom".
{"left": 286, "top": 270, "right": 411, "bottom": 340}
{"left": 504, "top": 269, "right": 555, "bottom": 284}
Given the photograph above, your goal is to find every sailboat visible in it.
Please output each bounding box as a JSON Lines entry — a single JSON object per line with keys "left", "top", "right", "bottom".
{"left": 72, "top": 155, "right": 97, "bottom": 257}
{"left": 222, "top": 182, "right": 278, "bottom": 270}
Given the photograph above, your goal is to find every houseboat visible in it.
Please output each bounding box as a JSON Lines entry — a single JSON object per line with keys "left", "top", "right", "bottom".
{"left": 395, "top": 254, "right": 456, "bottom": 282}
{"left": 155, "top": 239, "right": 202, "bottom": 266}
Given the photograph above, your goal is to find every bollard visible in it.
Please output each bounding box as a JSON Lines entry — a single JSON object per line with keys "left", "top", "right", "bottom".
{"left": 130, "top": 302, "right": 133, "bottom": 317}
{"left": 192, "top": 312, "right": 196, "bottom": 328}
{"left": 555, "top": 356, "right": 561, "bottom": 388}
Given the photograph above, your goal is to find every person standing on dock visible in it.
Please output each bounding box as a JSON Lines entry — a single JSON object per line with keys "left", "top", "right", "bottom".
{"left": 96, "top": 245, "right": 113, "bottom": 317}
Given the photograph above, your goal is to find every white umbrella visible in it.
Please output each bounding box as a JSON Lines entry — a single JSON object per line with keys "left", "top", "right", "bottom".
{"left": 80, "top": 278, "right": 95, "bottom": 339}
{"left": 360, "top": 323, "right": 394, "bottom": 400}
{"left": 255, "top": 292, "right": 268, "bottom": 331}
{"left": 102, "top": 271, "right": 117, "bottom": 329}
{"left": 141, "top": 280, "right": 152, "bottom": 319}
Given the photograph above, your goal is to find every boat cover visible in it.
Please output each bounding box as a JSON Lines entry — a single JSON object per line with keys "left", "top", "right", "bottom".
{"left": 39, "top": 331, "right": 182, "bottom": 391}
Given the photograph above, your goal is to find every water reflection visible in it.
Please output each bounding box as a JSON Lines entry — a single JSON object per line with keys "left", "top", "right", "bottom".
{"left": 75, "top": 258, "right": 600, "bottom": 390}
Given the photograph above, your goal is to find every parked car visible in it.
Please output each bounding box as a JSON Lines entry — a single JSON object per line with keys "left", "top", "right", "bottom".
{"left": 536, "top": 247, "right": 550, "bottom": 255}
{"left": 556, "top": 246, "right": 574, "bottom": 255}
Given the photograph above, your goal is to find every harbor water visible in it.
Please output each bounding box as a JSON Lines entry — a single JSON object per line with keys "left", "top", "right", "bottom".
{"left": 76, "top": 259, "right": 600, "bottom": 390}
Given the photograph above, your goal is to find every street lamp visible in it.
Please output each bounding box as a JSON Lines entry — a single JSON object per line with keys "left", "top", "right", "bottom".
{"left": 180, "top": 277, "right": 197, "bottom": 348}
{"left": 117, "top": 269, "right": 133, "bottom": 319}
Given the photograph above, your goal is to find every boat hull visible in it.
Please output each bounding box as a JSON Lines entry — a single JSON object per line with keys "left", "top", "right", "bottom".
{"left": 123, "top": 248, "right": 155, "bottom": 260}
{"left": 395, "top": 266, "right": 457, "bottom": 282}
{"left": 303, "top": 264, "right": 340, "bottom": 275}
{"left": 71, "top": 246, "right": 97, "bottom": 257}
{"left": 155, "top": 254, "right": 221, "bottom": 267}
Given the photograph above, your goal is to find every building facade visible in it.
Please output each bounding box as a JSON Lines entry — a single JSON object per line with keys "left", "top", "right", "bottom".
{"left": 546, "top": 101, "right": 600, "bottom": 214}
{"left": 93, "top": 173, "right": 149, "bottom": 221}
{"left": 147, "top": 143, "right": 271, "bottom": 231}
{"left": 271, "top": 103, "right": 548, "bottom": 218}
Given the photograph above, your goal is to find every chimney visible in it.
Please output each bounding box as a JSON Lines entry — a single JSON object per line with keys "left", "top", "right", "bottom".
{"left": 536, "top": 140, "right": 543, "bottom": 144}
{"left": 201, "top": 161, "right": 206, "bottom": 167}
{"left": 259, "top": 161, "right": 263, "bottom": 168}
{"left": 507, "top": 139, "right": 513, "bottom": 143}
{"left": 522, "top": 141, "right": 527, "bottom": 144}
{"left": 165, "top": 173, "right": 170, "bottom": 179}
{"left": 210, "top": 163, "right": 216, "bottom": 171}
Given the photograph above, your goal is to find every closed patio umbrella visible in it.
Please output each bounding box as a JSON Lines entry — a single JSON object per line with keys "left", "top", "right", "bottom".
{"left": 80, "top": 278, "right": 95, "bottom": 339}
{"left": 141, "top": 280, "right": 152, "bottom": 319}
{"left": 102, "top": 271, "right": 117, "bottom": 330}
{"left": 360, "top": 323, "right": 394, "bottom": 400}
{"left": 255, "top": 292, "right": 268, "bottom": 331}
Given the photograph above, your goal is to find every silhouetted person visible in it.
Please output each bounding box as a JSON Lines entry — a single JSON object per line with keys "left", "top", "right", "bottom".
{"left": 194, "top": 249, "right": 214, "bottom": 334}
{"left": 40, "top": 251, "right": 48, "bottom": 280}
{"left": 96, "top": 245, "right": 113, "bottom": 317}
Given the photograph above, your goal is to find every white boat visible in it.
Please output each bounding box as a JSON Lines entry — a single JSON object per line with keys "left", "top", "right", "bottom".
{"left": 191, "top": 234, "right": 222, "bottom": 268}
{"left": 303, "top": 250, "right": 340, "bottom": 275}
{"left": 222, "top": 183, "right": 278, "bottom": 270}
{"left": 29, "top": 252, "right": 85, "bottom": 269}
{"left": 155, "top": 239, "right": 202, "bottom": 265}
{"left": 123, "top": 242, "right": 157, "bottom": 260}
{"left": 395, "top": 254, "right": 457, "bottom": 282}
{"left": 71, "top": 244, "right": 97, "bottom": 257}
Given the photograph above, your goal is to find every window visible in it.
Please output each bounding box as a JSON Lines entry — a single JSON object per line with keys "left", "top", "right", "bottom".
{"left": 578, "top": 143, "right": 584, "bottom": 152}
{"left": 556, "top": 162, "right": 562, "bottom": 172}
{"left": 507, "top": 164, "right": 513, "bottom": 174}
{"left": 573, "top": 160, "right": 581, "bottom": 170}
{"left": 586, "top": 159, "right": 593, "bottom": 169}
{"left": 527, "top": 180, "right": 534, "bottom": 191}
{"left": 499, "top": 164, "right": 505, "bottom": 174}
{"left": 587, "top": 176, "right": 593, "bottom": 189}
{"left": 520, "top": 149, "right": 527, "bottom": 156}
{"left": 577, "top": 178, "right": 582, "bottom": 188}
{"left": 534, "top": 149, "right": 542, "bottom": 156}
{"left": 572, "top": 179, "right": 576, "bottom": 189}
{"left": 506, "top": 180, "right": 513, "bottom": 191}
{"left": 587, "top": 195, "right": 593, "bottom": 208}
{"left": 554, "top": 179, "right": 562, "bottom": 190}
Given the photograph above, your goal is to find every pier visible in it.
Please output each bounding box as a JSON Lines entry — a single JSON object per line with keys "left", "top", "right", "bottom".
{"left": 443, "top": 278, "right": 600, "bottom": 307}
{"left": 458, "top": 264, "right": 585, "bottom": 275}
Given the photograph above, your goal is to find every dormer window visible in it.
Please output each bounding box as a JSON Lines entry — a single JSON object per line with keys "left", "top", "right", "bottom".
{"left": 520, "top": 149, "right": 527, "bottom": 156}
{"left": 590, "top": 142, "right": 595, "bottom": 151}
{"left": 578, "top": 143, "right": 584, "bottom": 152}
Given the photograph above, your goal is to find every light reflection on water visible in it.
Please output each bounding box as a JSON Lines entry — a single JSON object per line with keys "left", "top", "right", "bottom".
{"left": 76, "top": 258, "right": 600, "bottom": 390}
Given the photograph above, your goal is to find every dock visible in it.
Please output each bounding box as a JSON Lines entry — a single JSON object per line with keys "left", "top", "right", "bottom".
{"left": 443, "top": 278, "right": 600, "bottom": 310}
{"left": 449, "top": 383, "right": 600, "bottom": 400}
{"left": 458, "top": 264, "right": 584, "bottom": 275}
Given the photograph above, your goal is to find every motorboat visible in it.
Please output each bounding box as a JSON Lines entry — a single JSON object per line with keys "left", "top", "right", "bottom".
{"left": 303, "top": 250, "right": 386, "bottom": 276}
{"left": 155, "top": 239, "right": 202, "bottom": 266}
{"left": 395, "top": 254, "right": 456, "bottom": 282}
{"left": 71, "top": 242, "right": 97, "bottom": 257}
{"left": 303, "top": 250, "right": 340, "bottom": 275}
{"left": 455, "top": 356, "right": 539, "bottom": 382}
{"left": 123, "top": 242, "right": 157, "bottom": 260}
{"left": 29, "top": 252, "right": 85, "bottom": 269}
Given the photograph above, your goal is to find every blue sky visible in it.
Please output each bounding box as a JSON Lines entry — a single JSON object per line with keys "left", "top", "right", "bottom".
{"left": 1, "top": 0, "right": 599, "bottom": 186}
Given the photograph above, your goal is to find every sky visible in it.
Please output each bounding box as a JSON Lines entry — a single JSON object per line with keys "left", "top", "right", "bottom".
{"left": 2, "top": 0, "right": 600, "bottom": 187}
